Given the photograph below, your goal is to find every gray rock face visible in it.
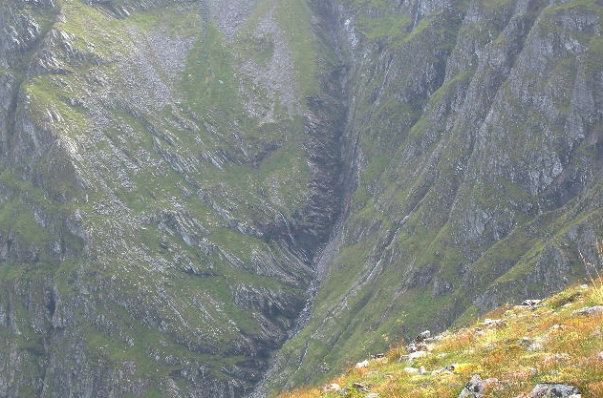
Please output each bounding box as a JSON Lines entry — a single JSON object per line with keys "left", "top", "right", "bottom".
{"left": 457, "top": 375, "right": 498, "bottom": 398}
{"left": 530, "top": 383, "right": 581, "bottom": 397}
{"left": 265, "top": 0, "right": 603, "bottom": 392}
{"left": 572, "top": 306, "right": 603, "bottom": 316}
{"left": 0, "top": 0, "right": 344, "bottom": 396}
{"left": 415, "top": 330, "right": 431, "bottom": 342}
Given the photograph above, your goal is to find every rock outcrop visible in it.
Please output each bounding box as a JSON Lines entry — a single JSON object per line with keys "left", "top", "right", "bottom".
{"left": 265, "top": 0, "right": 603, "bottom": 392}
{"left": 0, "top": 0, "right": 344, "bottom": 396}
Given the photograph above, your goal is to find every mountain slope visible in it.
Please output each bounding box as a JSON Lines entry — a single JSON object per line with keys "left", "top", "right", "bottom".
{"left": 281, "top": 280, "right": 603, "bottom": 398}
{"left": 0, "top": 0, "right": 602, "bottom": 397}
{"left": 264, "top": 0, "right": 603, "bottom": 393}
{"left": 0, "top": 0, "right": 345, "bottom": 396}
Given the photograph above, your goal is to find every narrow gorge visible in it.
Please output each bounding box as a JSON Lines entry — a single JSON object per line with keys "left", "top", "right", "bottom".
{"left": 0, "top": 0, "right": 602, "bottom": 397}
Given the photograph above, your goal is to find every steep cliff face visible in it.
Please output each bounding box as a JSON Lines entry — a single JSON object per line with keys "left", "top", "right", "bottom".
{"left": 0, "top": 0, "right": 344, "bottom": 396}
{"left": 0, "top": 0, "right": 602, "bottom": 397}
{"left": 267, "top": 0, "right": 603, "bottom": 392}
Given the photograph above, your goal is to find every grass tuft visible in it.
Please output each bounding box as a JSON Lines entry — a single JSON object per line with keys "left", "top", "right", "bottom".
{"left": 580, "top": 240, "right": 603, "bottom": 304}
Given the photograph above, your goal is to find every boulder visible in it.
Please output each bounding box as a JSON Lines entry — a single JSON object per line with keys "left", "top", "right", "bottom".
{"left": 522, "top": 300, "right": 542, "bottom": 307}
{"left": 432, "top": 364, "right": 457, "bottom": 375}
{"left": 323, "top": 383, "right": 341, "bottom": 392}
{"left": 457, "top": 374, "right": 498, "bottom": 398}
{"left": 352, "top": 382, "right": 369, "bottom": 392}
{"left": 572, "top": 306, "right": 603, "bottom": 316}
{"left": 529, "top": 383, "right": 580, "bottom": 397}
{"left": 416, "top": 330, "right": 431, "bottom": 342}
{"left": 407, "top": 342, "right": 431, "bottom": 353}
{"left": 399, "top": 350, "right": 429, "bottom": 363}
{"left": 483, "top": 318, "right": 506, "bottom": 328}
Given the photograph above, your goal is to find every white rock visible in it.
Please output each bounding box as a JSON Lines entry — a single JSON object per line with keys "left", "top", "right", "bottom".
{"left": 416, "top": 330, "right": 431, "bottom": 342}
{"left": 527, "top": 342, "right": 544, "bottom": 352}
{"left": 522, "top": 299, "right": 542, "bottom": 307}
{"left": 529, "top": 383, "right": 580, "bottom": 397}
{"left": 573, "top": 306, "right": 603, "bottom": 316}
{"left": 322, "top": 383, "right": 341, "bottom": 392}
{"left": 483, "top": 318, "right": 506, "bottom": 328}
{"left": 399, "top": 350, "right": 429, "bottom": 363}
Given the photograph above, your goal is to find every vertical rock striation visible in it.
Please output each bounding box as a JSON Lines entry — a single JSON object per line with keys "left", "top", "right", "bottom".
{"left": 267, "top": 0, "right": 603, "bottom": 392}
{"left": 0, "top": 0, "right": 345, "bottom": 396}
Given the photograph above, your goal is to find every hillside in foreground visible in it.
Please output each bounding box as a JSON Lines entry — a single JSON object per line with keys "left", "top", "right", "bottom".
{"left": 281, "top": 279, "right": 603, "bottom": 398}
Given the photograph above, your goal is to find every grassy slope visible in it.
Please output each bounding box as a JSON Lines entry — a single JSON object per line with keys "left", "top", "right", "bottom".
{"left": 282, "top": 280, "right": 603, "bottom": 397}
